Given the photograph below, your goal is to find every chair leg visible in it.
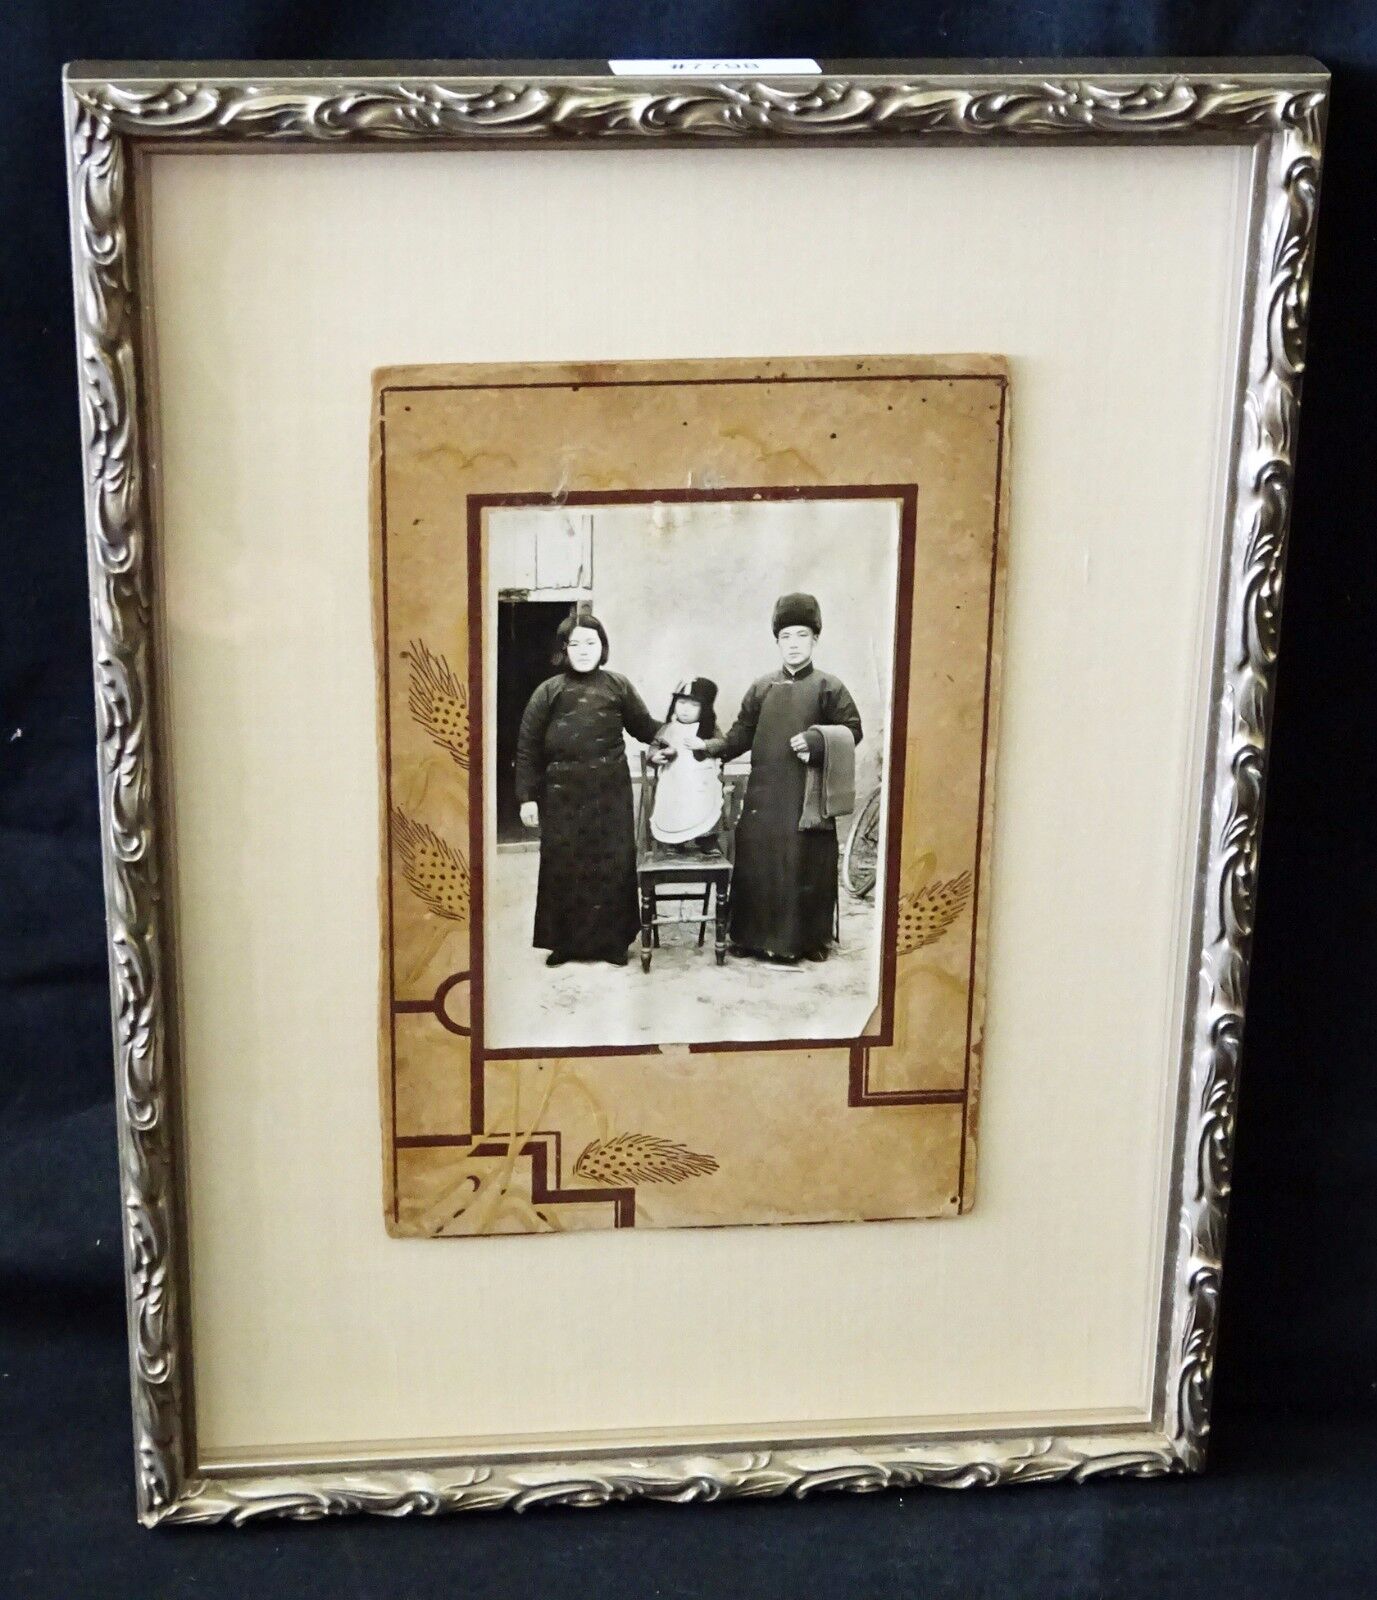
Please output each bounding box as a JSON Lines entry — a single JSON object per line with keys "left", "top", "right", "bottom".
{"left": 640, "top": 886, "right": 654, "bottom": 972}
{"left": 716, "top": 880, "right": 729, "bottom": 964}
{"left": 697, "top": 882, "right": 711, "bottom": 947}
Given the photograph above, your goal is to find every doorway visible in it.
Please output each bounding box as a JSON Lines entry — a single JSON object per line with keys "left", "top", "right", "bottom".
{"left": 495, "top": 597, "right": 579, "bottom": 842}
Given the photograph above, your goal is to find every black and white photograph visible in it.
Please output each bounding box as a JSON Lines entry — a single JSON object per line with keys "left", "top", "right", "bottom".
{"left": 479, "top": 493, "right": 905, "bottom": 1052}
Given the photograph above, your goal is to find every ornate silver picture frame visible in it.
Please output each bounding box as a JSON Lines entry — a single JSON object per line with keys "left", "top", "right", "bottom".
{"left": 64, "top": 58, "right": 1327, "bottom": 1525}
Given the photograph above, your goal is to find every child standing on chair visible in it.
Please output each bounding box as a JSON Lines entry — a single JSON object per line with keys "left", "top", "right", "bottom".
{"left": 649, "top": 677, "right": 723, "bottom": 853}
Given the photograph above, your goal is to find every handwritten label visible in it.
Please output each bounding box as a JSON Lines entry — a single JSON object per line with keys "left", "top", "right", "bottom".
{"left": 608, "top": 58, "right": 822, "bottom": 77}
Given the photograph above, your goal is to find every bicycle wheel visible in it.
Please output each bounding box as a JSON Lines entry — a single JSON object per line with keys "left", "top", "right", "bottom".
{"left": 841, "top": 788, "right": 883, "bottom": 898}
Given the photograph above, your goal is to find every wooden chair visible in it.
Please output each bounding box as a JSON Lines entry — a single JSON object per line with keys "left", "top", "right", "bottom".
{"left": 634, "top": 754, "right": 745, "bottom": 971}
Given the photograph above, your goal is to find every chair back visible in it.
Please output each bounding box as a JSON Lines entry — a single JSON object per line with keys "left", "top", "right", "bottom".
{"left": 718, "top": 769, "right": 747, "bottom": 862}
{"left": 635, "top": 751, "right": 660, "bottom": 853}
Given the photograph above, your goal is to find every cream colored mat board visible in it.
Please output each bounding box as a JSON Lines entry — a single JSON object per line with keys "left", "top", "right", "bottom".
{"left": 146, "top": 142, "right": 1250, "bottom": 1456}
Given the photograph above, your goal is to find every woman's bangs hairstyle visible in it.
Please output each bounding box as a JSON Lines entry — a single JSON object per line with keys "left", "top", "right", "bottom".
{"left": 553, "top": 612, "right": 610, "bottom": 669}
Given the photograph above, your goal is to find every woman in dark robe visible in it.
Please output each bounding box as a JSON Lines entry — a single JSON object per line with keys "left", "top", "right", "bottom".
{"left": 695, "top": 593, "right": 863, "bottom": 962}
{"left": 514, "top": 614, "right": 661, "bottom": 966}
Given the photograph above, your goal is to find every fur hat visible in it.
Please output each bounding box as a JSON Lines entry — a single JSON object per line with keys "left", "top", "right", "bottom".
{"left": 673, "top": 676, "right": 718, "bottom": 712}
{"left": 666, "top": 676, "right": 719, "bottom": 738}
{"left": 771, "top": 592, "right": 822, "bottom": 635}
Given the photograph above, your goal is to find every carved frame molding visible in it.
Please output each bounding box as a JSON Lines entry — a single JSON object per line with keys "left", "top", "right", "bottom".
{"left": 62, "top": 60, "right": 1327, "bottom": 1524}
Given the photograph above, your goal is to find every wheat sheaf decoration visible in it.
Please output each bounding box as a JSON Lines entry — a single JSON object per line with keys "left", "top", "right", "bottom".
{"left": 575, "top": 1134, "right": 719, "bottom": 1187}
{"left": 896, "top": 870, "right": 973, "bottom": 956}
{"left": 403, "top": 639, "right": 470, "bottom": 768}
{"left": 392, "top": 807, "right": 471, "bottom": 923}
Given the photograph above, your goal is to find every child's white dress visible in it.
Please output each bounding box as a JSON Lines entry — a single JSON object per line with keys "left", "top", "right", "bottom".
{"left": 650, "top": 721, "right": 724, "bottom": 844}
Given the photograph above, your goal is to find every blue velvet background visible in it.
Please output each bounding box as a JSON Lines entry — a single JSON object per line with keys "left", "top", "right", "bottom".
{"left": 2, "top": 7, "right": 1374, "bottom": 1595}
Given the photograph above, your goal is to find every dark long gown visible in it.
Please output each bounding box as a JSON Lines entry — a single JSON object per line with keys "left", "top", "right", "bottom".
{"left": 706, "top": 663, "right": 863, "bottom": 958}
{"left": 514, "top": 667, "right": 660, "bottom": 959}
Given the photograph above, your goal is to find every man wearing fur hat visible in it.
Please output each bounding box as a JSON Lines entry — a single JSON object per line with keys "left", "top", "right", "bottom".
{"left": 690, "top": 593, "right": 862, "bottom": 962}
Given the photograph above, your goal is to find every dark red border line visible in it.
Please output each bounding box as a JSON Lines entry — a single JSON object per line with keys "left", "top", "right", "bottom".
{"left": 467, "top": 483, "right": 912, "bottom": 1062}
